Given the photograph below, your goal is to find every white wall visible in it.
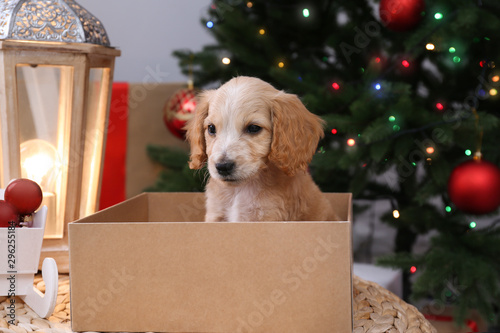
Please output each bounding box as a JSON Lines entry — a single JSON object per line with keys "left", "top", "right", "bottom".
{"left": 78, "top": 0, "right": 214, "bottom": 83}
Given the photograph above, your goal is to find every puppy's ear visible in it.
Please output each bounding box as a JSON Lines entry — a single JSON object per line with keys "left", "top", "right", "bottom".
{"left": 185, "top": 90, "right": 214, "bottom": 169}
{"left": 269, "top": 92, "right": 325, "bottom": 176}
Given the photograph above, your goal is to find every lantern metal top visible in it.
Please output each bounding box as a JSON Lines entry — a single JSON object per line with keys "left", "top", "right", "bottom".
{"left": 0, "top": 0, "right": 110, "bottom": 46}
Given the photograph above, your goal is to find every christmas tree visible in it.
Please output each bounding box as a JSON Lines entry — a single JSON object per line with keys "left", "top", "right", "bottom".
{"left": 149, "top": 0, "right": 500, "bottom": 326}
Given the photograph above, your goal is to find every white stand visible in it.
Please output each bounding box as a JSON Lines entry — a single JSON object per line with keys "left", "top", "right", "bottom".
{"left": 0, "top": 189, "right": 58, "bottom": 318}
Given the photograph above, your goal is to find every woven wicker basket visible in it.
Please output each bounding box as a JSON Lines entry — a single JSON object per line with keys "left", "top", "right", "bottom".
{"left": 353, "top": 275, "right": 437, "bottom": 333}
{"left": 1, "top": 274, "right": 436, "bottom": 333}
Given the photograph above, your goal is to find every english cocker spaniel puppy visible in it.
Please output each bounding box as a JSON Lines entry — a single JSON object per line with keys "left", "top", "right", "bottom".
{"left": 186, "top": 76, "right": 339, "bottom": 222}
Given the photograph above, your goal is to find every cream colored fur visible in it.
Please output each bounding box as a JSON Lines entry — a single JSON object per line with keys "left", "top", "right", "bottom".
{"left": 186, "top": 76, "right": 339, "bottom": 222}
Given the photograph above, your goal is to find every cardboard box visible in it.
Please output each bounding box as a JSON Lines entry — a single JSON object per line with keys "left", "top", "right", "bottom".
{"left": 69, "top": 192, "right": 353, "bottom": 332}
{"left": 124, "top": 83, "right": 189, "bottom": 198}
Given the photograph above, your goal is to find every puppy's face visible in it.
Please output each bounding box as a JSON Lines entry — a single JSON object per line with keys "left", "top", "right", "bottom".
{"left": 203, "top": 80, "right": 273, "bottom": 183}
{"left": 186, "top": 76, "right": 325, "bottom": 182}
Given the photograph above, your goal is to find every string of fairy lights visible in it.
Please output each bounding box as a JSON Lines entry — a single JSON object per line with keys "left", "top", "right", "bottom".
{"left": 204, "top": 1, "right": 499, "bottom": 265}
{"left": 207, "top": 3, "right": 498, "bottom": 154}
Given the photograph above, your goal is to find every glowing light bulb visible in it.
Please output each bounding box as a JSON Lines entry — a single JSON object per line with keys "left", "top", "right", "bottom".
{"left": 426, "top": 147, "right": 435, "bottom": 154}
{"left": 465, "top": 149, "right": 472, "bottom": 156}
{"left": 392, "top": 125, "right": 400, "bottom": 131}
{"left": 492, "top": 75, "right": 499, "bottom": 82}
{"left": 375, "top": 57, "right": 381, "bottom": 63}
{"left": 247, "top": 1, "right": 253, "bottom": 8}
{"left": 375, "top": 83, "right": 381, "bottom": 90}
{"left": 448, "top": 47, "right": 456, "bottom": 53}
{"left": 302, "top": 8, "right": 310, "bottom": 17}
{"left": 410, "top": 266, "right": 417, "bottom": 274}
{"left": 426, "top": 43, "right": 435, "bottom": 51}
{"left": 23, "top": 154, "right": 53, "bottom": 185}
{"left": 434, "top": 12, "right": 443, "bottom": 20}
{"left": 278, "top": 61, "right": 285, "bottom": 68}
{"left": 445, "top": 206, "right": 452, "bottom": 213}
{"left": 206, "top": 21, "right": 214, "bottom": 29}
{"left": 388, "top": 116, "right": 396, "bottom": 122}
{"left": 469, "top": 221, "right": 477, "bottom": 229}
{"left": 222, "top": 57, "right": 231, "bottom": 65}
{"left": 259, "top": 28, "right": 265, "bottom": 35}
{"left": 402, "top": 60, "right": 410, "bottom": 68}
{"left": 490, "top": 88, "right": 498, "bottom": 96}
{"left": 435, "top": 102, "right": 444, "bottom": 111}
{"left": 347, "top": 138, "right": 356, "bottom": 146}
{"left": 332, "top": 82, "right": 340, "bottom": 90}
{"left": 331, "top": 128, "right": 338, "bottom": 134}
{"left": 453, "top": 56, "right": 461, "bottom": 63}
{"left": 21, "top": 139, "right": 62, "bottom": 238}
{"left": 393, "top": 210, "right": 400, "bottom": 219}
{"left": 21, "top": 139, "right": 61, "bottom": 191}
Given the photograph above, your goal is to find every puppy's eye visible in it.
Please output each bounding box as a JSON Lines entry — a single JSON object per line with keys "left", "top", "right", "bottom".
{"left": 247, "top": 124, "right": 262, "bottom": 134}
{"left": 207, "top": 124, "right": 216, "bottom": 135}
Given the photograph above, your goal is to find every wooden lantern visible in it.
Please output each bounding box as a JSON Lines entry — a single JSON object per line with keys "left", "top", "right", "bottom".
{"left": 0, "top": 0, "right": 120, "bottom": 272}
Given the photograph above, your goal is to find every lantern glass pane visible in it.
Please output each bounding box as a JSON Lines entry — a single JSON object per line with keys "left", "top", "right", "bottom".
{"left": 17, "top": 66, "right": 61, "bottom": 146}
{"left": 80, "top": 67, "right": 111, "bottom": 217}
{"left": 16, "top": 64, "right": 72, "bottom": 239}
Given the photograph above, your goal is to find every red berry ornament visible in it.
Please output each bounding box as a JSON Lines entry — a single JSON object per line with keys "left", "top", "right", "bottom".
{"left": 0, "top": 200, "right": 19, "bottom": 228}
{"left": 163, "top": 88, "right": 197, "bottom": 139}
{"left": 379, "top": 0, "right": 425, "bottom": 32}
{"left": 448, "top": 159, "right": 500, "bottom": 215}
{"left": 4, "top": 178, "right": 43, "bottom": 215}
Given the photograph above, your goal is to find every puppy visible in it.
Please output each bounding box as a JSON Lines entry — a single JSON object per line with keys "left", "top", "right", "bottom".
{"left": 186, "top": 76, "right": 339, "bottom": 222}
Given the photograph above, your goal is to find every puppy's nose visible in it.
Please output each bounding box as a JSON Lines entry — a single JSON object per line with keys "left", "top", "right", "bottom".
{"left": 216, "top": 161, "right": 235, "bottom": 176}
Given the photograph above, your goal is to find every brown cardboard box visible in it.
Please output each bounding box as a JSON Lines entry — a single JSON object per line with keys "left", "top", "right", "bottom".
{"left": 125, "top": 83, "right": 189, "bottom": 198}
{"left": 69, "top": 192, "right": 353, "bottom": 332}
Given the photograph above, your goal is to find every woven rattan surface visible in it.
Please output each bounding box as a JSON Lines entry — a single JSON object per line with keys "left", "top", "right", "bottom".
{"left": 0, "top": 275, "right": 71, "bottom": 333}
{"left": 0, "top": 274, "right": 436, "bottom": 333}
{"left": 353, "top": 276, "right": 437, "bottom": 333}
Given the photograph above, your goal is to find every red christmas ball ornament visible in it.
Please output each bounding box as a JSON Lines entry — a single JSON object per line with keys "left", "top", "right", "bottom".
{"left": 379, "top": 0, "right": 425, "bottom": 32}
{"left": 0, "top": 200, "right": 19, "bottom": 228}
{"left": 163, "top": 88, "right": 198, "bottom": 139}
{"left": 448, "top": 158, "right": 500, "bottom": 214}
{"left": 4, "top": 178, "right": 43, "bottom": 215}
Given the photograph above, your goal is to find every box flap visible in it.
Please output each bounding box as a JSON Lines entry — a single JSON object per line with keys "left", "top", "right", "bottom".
{"left": 73, "top": 192, "right": 351, "bottom": 223}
